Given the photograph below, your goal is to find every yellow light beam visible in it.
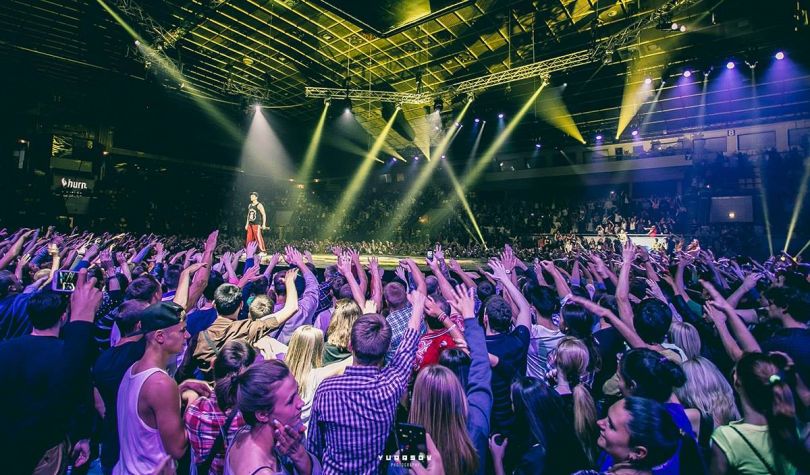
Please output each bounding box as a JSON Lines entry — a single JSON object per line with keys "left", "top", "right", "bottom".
{"left": 432, "top": 82, "right": 547, "bottom": 226}
{"left": 756, "top": 164, "right": 774, "bottom": 256}
{"left": 322, "top": 107, "right": 400, "bottom": 239}
{"left": 442, "top": 159, "right": 486, "bottom": 247}
{"left": 534, "top": 85, "right": 585, "bottom": 143}
{"left": 381, "top": 100, "right": 473, "bottom": 239}
{"left": 97, "top": 0, "right": 244, "bottom": 143}
{"left": 796, "top": 238, "right": 810, "bottom": 258}
{"left": 783, "top": 156, "right": 810, "bottom": 252}
{"left": 296, "top": 102, "right": 330, "bottom": 183}
{"left": 616, "top": 72, "right": 653, "bottom": 139}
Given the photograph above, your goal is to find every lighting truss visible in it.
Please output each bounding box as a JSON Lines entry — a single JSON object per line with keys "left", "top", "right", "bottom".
{"left": 223, "top": 80, "right": 270, "bottom": 101}
{"left": 305, "top": 87, "right": 429, "bottom": 104}
{"left": 303, "top": 0, "right": 696, "bottom": 104}
{"left": 591, "top": 0, "right": 697, "bottom": 62}
{"left": 107, "top": 0, "right": 181, "bottom": 48}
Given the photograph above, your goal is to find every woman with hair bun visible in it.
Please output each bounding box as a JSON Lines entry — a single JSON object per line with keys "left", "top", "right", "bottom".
{"left": 611, "top": 348, "right": 705, "bottom": 475}
{"left": 574, "top": 397, "right": 689, "bottom": 475}
{"left": 185, "top": 340, "right": 256, "bottom": 474}
{"left": 711, "top": 352, "right": 809, "bottom": 475}
{"left": 225, "top": 359, "right": 318, "bottom": 475}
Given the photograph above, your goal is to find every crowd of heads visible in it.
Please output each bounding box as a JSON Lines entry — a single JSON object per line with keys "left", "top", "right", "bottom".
{"left": 1, "top": 218, "right": 809, "bottom": 475}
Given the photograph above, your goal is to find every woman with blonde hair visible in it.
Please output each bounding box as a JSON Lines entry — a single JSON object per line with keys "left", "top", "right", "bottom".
{"left": 285, "top": 325, "right": 351, "bottom": 430}
{"left": 409, "top": 284, "right": 492, "bottom": 475}
{"left": 668, "top": 321, "right": 701, "bottom": 361}
{"left": 323, "top": 299, "right": 361, "bottom": 365}
{"left": 675, "top": 356, "right": 740, "bottom": 451}
{"left": 552, "top": 336, "right": 599, "bottom": 465}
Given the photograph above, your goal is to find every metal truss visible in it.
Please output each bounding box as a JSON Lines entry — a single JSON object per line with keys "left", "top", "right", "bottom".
{"left": 445, "top": 50, "right": 586, "bottom": 95}
{"left": 302, "top": 0, "right": 696, "bottom": 103}
{"left": 223, "top": 80, "right": 270, "bottom": 101}
{"left": 592, "top": 0, "right": 697, "bottom": 62}
{"left": 305, "top": 87, "right": 429, "bottom": 104}
{"left": 108, "top": 0, "right": 181, "bottom": 48}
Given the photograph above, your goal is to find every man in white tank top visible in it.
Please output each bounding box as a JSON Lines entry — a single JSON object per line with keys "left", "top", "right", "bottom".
{"left": 114, "top": 302, "right": 211, "bottom": 474}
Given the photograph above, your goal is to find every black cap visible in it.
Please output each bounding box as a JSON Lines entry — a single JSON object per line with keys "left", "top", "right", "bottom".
{"left": 138, "top": 301, "right": 185, "bottom": 334}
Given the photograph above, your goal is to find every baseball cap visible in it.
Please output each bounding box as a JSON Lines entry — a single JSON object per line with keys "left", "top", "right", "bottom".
{"left": 138, "top": 301, "right": 185, "bottom": 334}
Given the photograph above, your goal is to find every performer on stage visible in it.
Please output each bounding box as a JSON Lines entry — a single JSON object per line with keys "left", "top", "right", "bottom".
{"left": 245, "top": 192, "right": 267, "bottom": 252}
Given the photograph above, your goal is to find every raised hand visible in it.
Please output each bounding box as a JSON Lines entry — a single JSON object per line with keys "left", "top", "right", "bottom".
{"left": 448, "top": 258, "right": 463, "bottom": 274}
{"left": 368, "top": 256, "right": 382, "bottom": 278}
{"left": 700, "top": 279, "right": 733, "bottom": 312}
{"left": 487, "top": 258, "right": 510, "bottom": 282}
{"left": 284, "top": 268, "right": 300, "bottom": 287}
{"left": 204, "top": 230, "right": 219, "bottom": 253}
{"left": 284, "top": 246, "right": 304, "bottom": 268}
{"left": 330, "top": 245, "right": 343, "bottom": 257}
{"left": 621, "top": 238, "right": 635, "bottom": 264}
{"left": 246, "top": 241, "right": 259, "bottom": 258}
{"left": 447, "top": 284, "right": 475, "bottom": 319}
{"left": 433, "top": 244, "right": 445, "bottom": 261}
{"left": 99, "top": 250, "right": 115, "bottom": 272}
{"left": 70, "top": 269, "right": 102, "bottom": 323}
{"left": 704, "top": 302, "right": 727, "bottom": 326}
{"left": 362, "top": 299, "right": 378, "bottom": 314}
{"left": 268, "top": 252, "right": 281, "bottom": 269}
{"left": 336, "top": 254, "right": 353, "bottom": 276}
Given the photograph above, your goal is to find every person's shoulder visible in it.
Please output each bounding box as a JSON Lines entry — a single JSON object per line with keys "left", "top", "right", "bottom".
{"left": 142, "top": 369, "right": 178, "bottom": 401}
{"left": 512, "top": 325, "right": 531, "bottom": 342}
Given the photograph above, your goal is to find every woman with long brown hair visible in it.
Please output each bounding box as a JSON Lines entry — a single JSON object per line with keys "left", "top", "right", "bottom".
{"left": 553, "top": 336, "right": 599, "bottom": 465}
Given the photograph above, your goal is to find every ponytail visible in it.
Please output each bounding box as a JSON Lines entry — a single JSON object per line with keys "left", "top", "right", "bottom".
{"left": 572, "top": 382, "right": 599, "bottom": 464}
{"left": 736, "top": 353, "right": 809, "bottom": 473}
{"left": 212, "top": 340, "right": 256, "bottom": 412}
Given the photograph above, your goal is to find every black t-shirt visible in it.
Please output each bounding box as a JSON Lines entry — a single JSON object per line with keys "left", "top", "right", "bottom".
{"left": 593, "top": 326, "right": 625, "bottom": 401}
{"left": 0, "top": 322, "right": 95, "bottom": 473}
{"left": 486, "top": 325, "right": 530, "bottom": 434}
{"left": 761, "top": 327, "right": 810, "bottom": 387}
{"left": 247, "top": 202, "right": 263, "bottom": 225}
{"left": 92, "top": 338, "right": 146, "bottom": 469}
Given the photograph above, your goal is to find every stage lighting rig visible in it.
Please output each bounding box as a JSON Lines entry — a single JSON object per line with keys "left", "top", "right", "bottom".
{"left": 433, "top": 97, "right": 444, "bottom": 112}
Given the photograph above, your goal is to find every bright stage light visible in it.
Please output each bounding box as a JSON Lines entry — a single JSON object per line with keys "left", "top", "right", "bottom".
{"left": 134, "top": 40, "right": 140, "bottom": 46}
{"left": 631, "top": 129, "right": 639, "bottom": 137}
{"left": 596, "top": 134, "right": 603, "bottom": 140}
{"left": 474, "top": 118, "right": 480, "bottom": 123}
{"left": 726, "top": 61, "right": 735, "bottom": 70}
{"left": 441, "top": 155, "right": 446, "bottom": 159}
{"left": 254, "top": 104, "right": 262, "bottom": 112}
{"left": 683, "top": 70, "right": 692, "bottom": 78}
{"left": 679, "top": 25, "right": 687, "bottom": 32}
{"left": 671, "top": 22, "right": 679, "bottom": 30}
{"left": 498, "top": 113, "right": 504, "bottom": 119}
{"left": 295, "top": 101, "right": 330, "bottom": 186}
{"left": 414, "top": 156, "right": 419, "bottom": 161}
{"left": 535, "top": 143, "right": 542, "bottom": 149}
{"left": 728, "top": 211, "right": 736, "bottom": 219}
{"left": 644, "top": 77, "right": 652, "bottom": 85}
{"left": 775, "top": 51, "right": 785, "bottom": 60}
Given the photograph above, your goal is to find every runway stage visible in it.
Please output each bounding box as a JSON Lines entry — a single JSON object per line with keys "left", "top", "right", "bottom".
{"left": 253, "top": 253, "right": 486, "bottom": 271}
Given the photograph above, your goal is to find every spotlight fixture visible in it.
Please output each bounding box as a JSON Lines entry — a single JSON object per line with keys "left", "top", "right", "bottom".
{"left": 671, "top": 22, "right": 679, "bottom": 30}
{"left": 433, "top": 97, "right": 444, "bottom": 112}
{"left": 134, "top": 40, "right": 140, "bottom": 46}
{"left": 596, "top": 134, "right": 603, "bottom": 140}
{"left": 395, "top": 103, "right": 402, "bottom": 111}
{"left": 474, "top": 118, "right": 480, "bottom": 123}
{"left": 254, "top": 104, "right": 262, "bottom": 112}
{"left": 535, "top": 143, "right": 541, "bottom": 149}
{"left": 683, "top": 70, "right": 692, "bottom": 78}
{"left": 631, "top": 129, "right": 639, "bottom": 137}
{"left": 728, "top": 211, "right": 736, "bottom": 219}
{"left": 679, "top": 24, "right": 687, "bottom": 32}
{"left": 324, "top": 97, "right": 331, "bottom": 106}
{"left": 746, "top": 60, "right": 758, "bottom": 70}
{"left": 414, "top": 156, "right": 419, "bottom": 161}
{"left": 775, "top": 51, "right": 785, "bottom": 60}
{"left": 441, "top": 155, "right": 446, "bottom": 159}
{"left": 644, "top": 77, "right": 652, "bottom": 85}
{"left": 498, "top": 113, "right": 504, "bottom": 119}
{"left": 726, "top": 61, "right": 735, "bottom": 69}
{"left": 454, "top": 122, "right": 460, "bottom": 127}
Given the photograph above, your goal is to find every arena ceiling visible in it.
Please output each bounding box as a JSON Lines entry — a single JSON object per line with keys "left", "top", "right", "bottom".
{"left": 0, "top": 0, "right": 806, "bottom": 159}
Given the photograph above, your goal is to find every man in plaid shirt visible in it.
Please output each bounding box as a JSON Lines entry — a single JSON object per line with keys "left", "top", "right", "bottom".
{"left": 307, "top": 288, "right": 427, "bottom": 475}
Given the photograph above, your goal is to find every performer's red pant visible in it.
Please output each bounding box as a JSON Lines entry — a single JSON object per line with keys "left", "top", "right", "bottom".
{"left": 246, "top": 224, "right": 266, "bottom": 252}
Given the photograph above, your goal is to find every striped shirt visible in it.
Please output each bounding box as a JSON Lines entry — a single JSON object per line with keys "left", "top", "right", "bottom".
{"left": 308, "top": 328, "right": 419, "bottom": 475}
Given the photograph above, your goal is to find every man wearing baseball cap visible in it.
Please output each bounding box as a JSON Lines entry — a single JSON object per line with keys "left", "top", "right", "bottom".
{"left": 114, "top": 302, "right": 210, "bottom": 474}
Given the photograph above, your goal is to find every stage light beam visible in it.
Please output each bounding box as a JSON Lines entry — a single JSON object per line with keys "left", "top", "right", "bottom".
{"left": 381, "top": 99, "right": 473, "bottom": 239}
{"left": 296, "top": 101, "right": 330, "bottom": 184}
{"left": 322, "top": 107, "right": 400, "bottom": 239}
{"left": 783, "top": 157, "right": 810, "bottom": 252}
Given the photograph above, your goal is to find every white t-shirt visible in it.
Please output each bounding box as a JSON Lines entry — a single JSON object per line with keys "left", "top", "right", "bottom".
{"left": 526, "top": 324, "right": 565, "bottom": 379}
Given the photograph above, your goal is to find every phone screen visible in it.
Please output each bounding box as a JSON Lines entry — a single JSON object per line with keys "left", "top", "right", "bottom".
{"left": 395, "top": 423, "right": 428, "bottom": 468}
{"left": 52, "top": 270, "right": 79, "bottom": 293}
{"left": 426, "top": 250, "right": 434, "bottom": 261}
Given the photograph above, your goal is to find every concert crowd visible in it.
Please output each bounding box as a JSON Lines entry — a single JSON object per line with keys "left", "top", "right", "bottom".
{"left": 0, "top": 217, "right": 809, "bottom": 475}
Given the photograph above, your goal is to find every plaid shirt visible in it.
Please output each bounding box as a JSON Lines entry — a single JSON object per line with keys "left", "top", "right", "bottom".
{"left": 184, "top": 395, "right": 245, "bottom": 474}
{"left": 385, "top": 304, "right": 426, "bottom": 362}
{"left": 308, "top": 328, "right": 419, "bottom": 475}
